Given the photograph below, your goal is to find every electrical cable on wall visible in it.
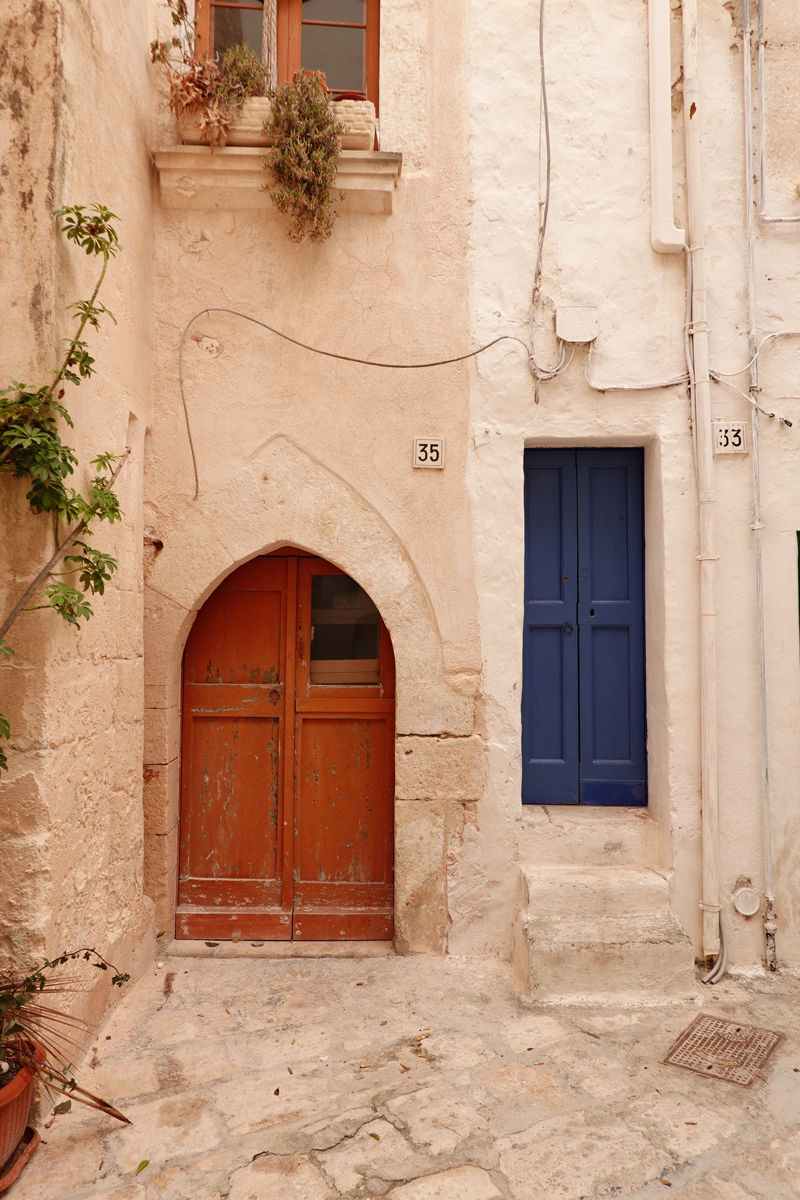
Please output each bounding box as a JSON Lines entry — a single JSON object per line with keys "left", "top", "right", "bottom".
{"left": 178, "top": 302, "right": 796, "bottom": 501}
{"left": 178, "top": 307, "right": 530, "bottom": 498}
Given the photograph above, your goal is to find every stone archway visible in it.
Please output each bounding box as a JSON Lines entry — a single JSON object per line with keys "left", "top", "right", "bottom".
{"left": 143, "top": 437, "right": 483, "bottom": 951}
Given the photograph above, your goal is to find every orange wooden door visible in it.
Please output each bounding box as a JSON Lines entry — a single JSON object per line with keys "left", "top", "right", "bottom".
{"left": 177, "top": 554, "right": 394, "bottom": 941}
{"left": 292, "top": 558, "right": 395, "bottom": 939}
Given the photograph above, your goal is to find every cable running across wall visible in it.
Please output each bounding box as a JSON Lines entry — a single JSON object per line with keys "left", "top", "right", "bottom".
{"left": 178, "top": 307, "right": 530, "bottom": 499}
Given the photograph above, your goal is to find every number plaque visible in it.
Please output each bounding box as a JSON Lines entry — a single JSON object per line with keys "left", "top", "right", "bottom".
{"left": 413, "top": 438, "right": 445, "bottom": 469}
{"left": 713, "top": 421, "right": 748, "bottom": 455}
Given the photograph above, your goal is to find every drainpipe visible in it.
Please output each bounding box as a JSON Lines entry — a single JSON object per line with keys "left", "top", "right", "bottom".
{"left": 744, "top": 0, "right": 778, "bottom": 969}
{"left": 681, "top": 0, "right": 721, "bottom": 961}
{"left": 649, "top": 0, "right": 721, "bottom": 958}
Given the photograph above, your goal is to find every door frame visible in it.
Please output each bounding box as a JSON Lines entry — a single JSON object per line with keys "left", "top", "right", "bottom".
{"left": 520, "top": 442, "right": 662, "bottom": 816}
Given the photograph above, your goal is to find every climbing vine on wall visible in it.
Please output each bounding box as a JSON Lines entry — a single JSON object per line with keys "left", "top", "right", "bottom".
{"left": 0, "top": 204, "right": 126, "bottom": 772}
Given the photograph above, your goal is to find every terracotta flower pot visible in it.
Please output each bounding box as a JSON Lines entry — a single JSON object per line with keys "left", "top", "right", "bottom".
{"left": 0, "top": 1062, "right": 35, "bottom": 1172}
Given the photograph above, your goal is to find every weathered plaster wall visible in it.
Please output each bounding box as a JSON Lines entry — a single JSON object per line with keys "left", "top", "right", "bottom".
{"left": 465, "top": 0, "right": 800, "bottom": 969}
{"left": 143, "top": 0, "right": 483, "bottom": 948}
{"left": 0, "top": 1, "right": 155, "bottom": 999}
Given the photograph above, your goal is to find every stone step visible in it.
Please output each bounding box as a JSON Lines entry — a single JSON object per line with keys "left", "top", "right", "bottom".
{"left": 522, "top": 864, "right": 670, "bottom": 919}
{"left": 517, "top": 806, "right": 658, "bottom": 867}
{"left": 513, "top": 862, "right": 697, "bottom": 1003}
{"left": 517, "top": 910, "right": 697, "bottom": 1002}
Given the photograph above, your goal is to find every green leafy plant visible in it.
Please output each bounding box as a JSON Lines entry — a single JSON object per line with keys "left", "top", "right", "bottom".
{"left": 0, "top": 948, "right": 131, "bottom": 1123}
{"left": 151, "top": 0, "right": 268, "bottom": 146}
{"left": 0, "top": 204, "right": 127, "bottom": 773}
{"left": 264, "top": 71, "right": 343, "bottom": 244}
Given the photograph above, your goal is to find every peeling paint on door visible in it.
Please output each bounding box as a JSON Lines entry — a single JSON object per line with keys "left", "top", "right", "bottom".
{"left": 177, "top": 554, "right": 395, "bottom": 941}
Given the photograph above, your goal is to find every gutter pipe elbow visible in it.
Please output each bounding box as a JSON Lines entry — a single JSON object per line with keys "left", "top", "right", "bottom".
{"left": 648, "top": 0, "right": 685, "bottom": 254}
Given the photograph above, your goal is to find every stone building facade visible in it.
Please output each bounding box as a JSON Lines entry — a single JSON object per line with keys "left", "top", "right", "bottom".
{"left": 2, "top": 0, "right": 800, "bottom": 1011}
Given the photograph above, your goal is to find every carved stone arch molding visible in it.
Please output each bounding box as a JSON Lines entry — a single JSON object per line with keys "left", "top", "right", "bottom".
{"left": 142, "top": 436, "right": 483, "bottom": 950}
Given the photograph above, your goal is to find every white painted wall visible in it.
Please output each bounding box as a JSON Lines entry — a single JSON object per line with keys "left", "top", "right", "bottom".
{"left": 461, "top": 0, "right": 800, "bottom": 969}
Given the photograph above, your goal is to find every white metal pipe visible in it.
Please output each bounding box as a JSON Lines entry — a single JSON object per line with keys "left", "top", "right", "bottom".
{"left": 647, "top": 0, "right": 686, "bottom": 253}
{"left": 682, "top": 0, "right": 721, "bottom": 959}
{"left": 744, "top": 0, "right": 778, "bottom": 969}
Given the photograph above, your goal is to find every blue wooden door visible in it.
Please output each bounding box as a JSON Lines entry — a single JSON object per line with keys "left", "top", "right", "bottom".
{"left": 522, "top": 448, "right": 646, "bottom": 805}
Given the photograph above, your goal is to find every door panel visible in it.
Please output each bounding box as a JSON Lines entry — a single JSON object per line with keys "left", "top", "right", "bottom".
{"left": 178, "top": 557, "right": 294, "bottom": 939}
{"left": 522, "top": 449, "right": 646, "bottom": 806}
{"left": 522, "top": 450, "right": 579, "bottom": 804}
{"left": 577, "top": 450, "right": 646, "bottom": 805}
{"left": 178, "top": 553, "right": 394, "bottom": 940}
{"left": 295, "top": 715, "right": 393, "bottom": 886}
{"left": 293, "top": 558, "right": 394, "bottom": 939}
{"left": 180, "top": 710, "right": 282, "bottom": 884}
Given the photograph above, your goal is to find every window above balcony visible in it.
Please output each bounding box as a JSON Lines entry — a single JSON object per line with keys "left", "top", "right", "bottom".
{"left": 196, "top": 0, "right": 380, "bottom": 110}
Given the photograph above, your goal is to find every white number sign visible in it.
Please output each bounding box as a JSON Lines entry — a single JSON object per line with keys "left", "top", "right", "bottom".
{"left": 713, "top": 421, "right": 748, "bottom": 455}
{"left": 413, "top": 438, "right": 445, "bottom": 469}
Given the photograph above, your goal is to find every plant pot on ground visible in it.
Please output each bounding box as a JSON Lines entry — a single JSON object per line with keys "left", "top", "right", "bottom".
{"left": 0, "top": 948, "right": 132, "bottom": 1182}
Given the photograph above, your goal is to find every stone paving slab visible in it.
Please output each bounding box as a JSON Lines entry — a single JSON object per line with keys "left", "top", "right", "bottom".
{"left": 10, "top": 957, "right": 800, "bottom": 1199}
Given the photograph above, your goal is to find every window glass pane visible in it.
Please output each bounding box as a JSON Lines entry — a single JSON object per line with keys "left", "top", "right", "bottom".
{"left": 302, "top": 0, "right": 366, "bottom": 23}
{"left": 301, "top": 24, "right": 365, "bottom": 92}
{"left": 310, "top": 575, "right": 379, "bottom": 685}
{"left": 213, "top": 6, "right": 263, "bottom": 60}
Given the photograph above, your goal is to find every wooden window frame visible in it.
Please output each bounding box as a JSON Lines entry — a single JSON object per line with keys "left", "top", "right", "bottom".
{"left": 197, "top": 0, "right": 380, "bottom": 113}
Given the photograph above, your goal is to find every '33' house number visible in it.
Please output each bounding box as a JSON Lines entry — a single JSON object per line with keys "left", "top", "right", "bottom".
{"left": 713, "top": 420, "right": 748, "bottom": 454}
{"left": 413, "top": 438, "right": 445, "bottom": 468}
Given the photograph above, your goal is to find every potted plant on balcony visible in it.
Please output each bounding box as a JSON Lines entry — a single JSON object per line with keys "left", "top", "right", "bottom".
{"left": 151, "top": 1, "right": 270, "bottom": 147}
{"left": 0, "top": 949, "right": 131, "bottom": 1191}
{"left": 263, "top": 70, "right": 343, "bottom": 243}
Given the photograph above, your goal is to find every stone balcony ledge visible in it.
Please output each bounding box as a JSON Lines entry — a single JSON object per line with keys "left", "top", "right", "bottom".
{"left": 153, "top": 146, "right": 403, "bottom": 215}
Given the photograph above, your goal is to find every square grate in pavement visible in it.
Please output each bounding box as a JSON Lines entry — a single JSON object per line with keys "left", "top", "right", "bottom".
{"left": 663, "top": 1014, "right": 782, "bottom": 1087}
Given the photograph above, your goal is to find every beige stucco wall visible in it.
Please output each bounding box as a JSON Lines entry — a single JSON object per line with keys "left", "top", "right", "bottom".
{"left": 465, "top": 0, "right": 800, "bottom": 969}
{"left": 0, "top": 0, "right": 155, "bottom": 1000}
{"left": 143, "top": 0, "right": 484, "bottom": 946}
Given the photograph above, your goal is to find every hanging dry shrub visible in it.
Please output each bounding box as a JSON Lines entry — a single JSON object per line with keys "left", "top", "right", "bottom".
{"left": 264, "top": 72, "right": 343, "bottom": 244}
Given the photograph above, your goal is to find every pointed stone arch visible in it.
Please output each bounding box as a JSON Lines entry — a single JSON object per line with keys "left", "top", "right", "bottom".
{"left": 142, "top": 437, "right": 482, "bottom": 949}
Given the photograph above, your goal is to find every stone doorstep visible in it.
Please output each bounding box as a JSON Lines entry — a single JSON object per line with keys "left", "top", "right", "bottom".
{"left": 161, "top": 938, "right": 395, "bottom": 959}
{"left": 517, "top": 805, "right": 658, "bottom": 867}
{"left": 515, "top": 860, "right": 697, "bottom": 1002}
{"left": 520, "top": 911, "right": 697, "bottom": 1002}
{"left": 153, "top": 147, "right": 403, "bottom": 214}
{"left": 522, "top": 864, "right": 672, "bottom": 919}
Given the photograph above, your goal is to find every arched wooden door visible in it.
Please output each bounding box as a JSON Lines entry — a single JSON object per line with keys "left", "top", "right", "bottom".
{"left": 177, "top": 552, "right": 395, "bottom": 940}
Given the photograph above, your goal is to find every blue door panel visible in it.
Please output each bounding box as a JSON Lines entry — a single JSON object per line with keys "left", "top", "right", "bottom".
{"left": 523, "top": 448, "right": 647, "bottom": 806}
{"left": 577, "top": 450, "right": 646, "bottom": 806}
{"left": 522, "top": 451, "right": 579, "bottom": 804}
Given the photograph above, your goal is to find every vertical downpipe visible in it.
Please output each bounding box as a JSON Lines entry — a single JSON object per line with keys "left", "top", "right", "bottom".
{"left": 744, "top": 0, "right": 778, "bottom": 969}
{"left": 682, "top": 0, "right": 721, "bottom": 959}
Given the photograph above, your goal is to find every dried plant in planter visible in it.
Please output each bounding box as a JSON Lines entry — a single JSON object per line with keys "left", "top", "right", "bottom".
{"left": 264, "top": 72, "right": 343, "bottom": 244}
{"left": 0, "top": 948, "right": 131, "bottom": 1123}
{"left": 151, "top": 0, "right": 269, "bottom": 145}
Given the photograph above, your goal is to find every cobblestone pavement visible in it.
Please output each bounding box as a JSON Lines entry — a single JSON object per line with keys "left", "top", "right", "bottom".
{"left": 11, "top": 953, "right": 800, "bottom": 1199}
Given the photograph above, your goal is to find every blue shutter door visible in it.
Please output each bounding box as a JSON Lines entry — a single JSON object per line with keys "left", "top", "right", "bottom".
{"left": 522, "top": 450, "right": 579, "bottom": 804}
{"left": 576, "top": 449, "right": 647, "bottom": 805}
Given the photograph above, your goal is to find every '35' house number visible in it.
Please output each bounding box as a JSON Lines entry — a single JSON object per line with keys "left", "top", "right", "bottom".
{"left": 413, "top": 438, "right": 445, "bottom": 468}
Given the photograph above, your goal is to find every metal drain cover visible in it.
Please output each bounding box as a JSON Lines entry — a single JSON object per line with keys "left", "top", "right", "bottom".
{"left": 663, "top": 1014, "right": 782, "bottom": 1087}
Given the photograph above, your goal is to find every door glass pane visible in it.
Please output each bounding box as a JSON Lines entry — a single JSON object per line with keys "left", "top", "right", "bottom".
{"left": 310, "top": 574, "right": 380, "bottom": 684}
{"left": 213, "top": 3, "right": 264, "bottom": 61}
